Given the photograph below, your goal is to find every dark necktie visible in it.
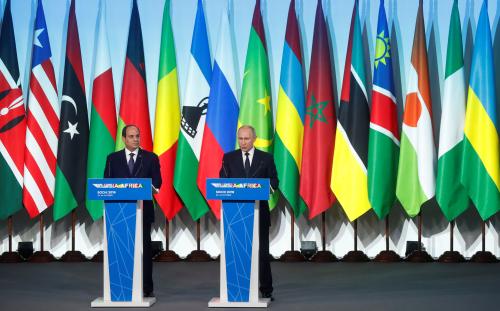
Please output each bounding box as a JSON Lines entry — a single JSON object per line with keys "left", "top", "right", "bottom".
{"left": 244, "top": 152, "right": 250, "bottom": 177}
{"left": 128, "top": 153, "right": 135, "bottom": 175}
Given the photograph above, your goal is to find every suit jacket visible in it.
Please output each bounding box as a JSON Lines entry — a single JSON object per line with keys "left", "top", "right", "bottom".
{"left": 104, "top": 148, "right": 162, "bottom": 223}
{"left": 220, "top": 148, "right": 279, "bottom": 226}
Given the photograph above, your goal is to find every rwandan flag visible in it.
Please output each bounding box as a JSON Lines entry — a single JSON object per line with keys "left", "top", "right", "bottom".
{"left": 461, "top": 0, "right": 500, "bottom": 220}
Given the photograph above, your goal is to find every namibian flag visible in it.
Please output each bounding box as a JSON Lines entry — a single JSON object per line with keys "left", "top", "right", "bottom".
{"left": 461, "top": 0, "right": 499, "bottom": 220}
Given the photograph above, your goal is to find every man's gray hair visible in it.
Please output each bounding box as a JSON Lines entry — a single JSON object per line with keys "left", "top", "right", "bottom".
{"left": 238, "top": 125, "right": 257, "bottom": 138}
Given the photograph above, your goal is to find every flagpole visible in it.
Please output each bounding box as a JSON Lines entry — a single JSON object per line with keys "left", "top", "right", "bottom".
{"left": 154, "top": 218, "right": 181, "bottom": 262}
{"left": 374, "top": 215, "right": 401, "bottom": 262}
{"left": 0, "top": 216, "right": 23, "bottom": 263}
{"left": 186, "top": 218, "right": 212, "bottom": 262}
{"left": 342, "top": 219, "right": 369, "bottom": 262}
{"left": 29, "top": 213, "right": 55, "bottom": 262}
{"left": 470, "top": 220, "right": 498, "bottom": 263}
{"left": 280, "top": 211, "right": 306, "bottom": 262}
{"left": 405, "top": 213, "right": 433, "bottom": 262}
{"left": 310, "top": 212, "right": 337, "bottom": 262}
{"left": 60, "top": 210, "right": 87, "bottom": 262}
{"left": 438, "top": 220, "right": 465, "bottom": 262}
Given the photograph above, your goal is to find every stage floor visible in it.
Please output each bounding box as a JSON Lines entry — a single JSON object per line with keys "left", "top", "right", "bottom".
{"left": 1, "top": 261, "right": 499, "bottom": 310}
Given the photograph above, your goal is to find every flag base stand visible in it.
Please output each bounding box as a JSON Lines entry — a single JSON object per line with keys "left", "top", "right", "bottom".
{"left": 469, "top": 251, "right": 498, "bottom": 263}
{"left": 60, "top": 250, "right": 88, "bottom": 262}
{"left": 186, "top": 250, "right": 212, "bottom": 262}
{"left": 0, "top": 251, "right": 24, "bottom": 263}
{"left": 90, "top": 250, "right": 103, "bottom": 262}
{"left": 28, "top": 251, "right": 56, "bottom": 263}
{"left": 437, "top": 251, "right": 466, "bottom": 263}
{"left": 373, "top": 250, "right": 401, "bottom": 262}
{"left": 279, "top": 250, "right": 306, "bottom": 262}
{"left": 154, "top": 250, "right": 181, "bottom": 262}
{"left": 341, "top": 250, "right": 370, "bottom": 262}
{"left": 405, "top": 250, "right": 434, "bottom": 262}
{"left": 310, "top": 250, "right": 337, "bottom": 262}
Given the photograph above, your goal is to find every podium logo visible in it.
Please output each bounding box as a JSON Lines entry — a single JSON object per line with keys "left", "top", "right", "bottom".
{"left": 210, "top": 183, "right": 262, "bottom": 189}
{"left": 92, "top": 183, "right": 144, "bottom": 189}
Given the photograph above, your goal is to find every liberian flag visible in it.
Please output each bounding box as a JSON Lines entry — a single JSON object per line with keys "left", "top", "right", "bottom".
{"left": 367, "top": 0, "right": 400, "bottom": 219}
{"left": 197, "top": 9, "right": 239, "bottom": 219}
{"left": 0, "top": 0, "right": 26, "bottom": 220}
{"left": 173, "top": 0, "right": 211, "bottom": 221}
{"left": 396, "top": 0, "right": 436, "bottom": 217}
{"left": 23, "top": 0, "right": 60, "bottom": 218}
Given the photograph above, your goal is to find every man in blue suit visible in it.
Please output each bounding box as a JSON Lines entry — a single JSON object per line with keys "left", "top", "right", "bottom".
{"left": 104, "top": 124, "right": 161, "bottom": 298}
{"left": 220, "top": 125, "right": 279, "bottom": 301}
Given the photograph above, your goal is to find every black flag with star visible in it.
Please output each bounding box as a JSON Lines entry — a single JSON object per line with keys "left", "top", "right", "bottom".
{"left": 53, "top": 0, "right": 89, "bottom": 221}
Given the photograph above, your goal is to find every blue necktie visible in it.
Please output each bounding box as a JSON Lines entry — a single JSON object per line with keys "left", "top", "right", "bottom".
{"left": 128, "top": 153, "right": 135, "bottom": 175}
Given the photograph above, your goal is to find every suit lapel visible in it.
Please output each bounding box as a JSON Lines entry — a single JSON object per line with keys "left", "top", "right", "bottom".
{"left": 249, "top": 149, "right": 261, "bottom": 177}
{"left": 132, "top": 148, "right": 143, "bottom": 177}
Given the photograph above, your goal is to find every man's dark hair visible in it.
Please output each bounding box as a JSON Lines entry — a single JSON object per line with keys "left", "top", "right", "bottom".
{"left": 122, "top": 124, "right": 140, "bottom": 137}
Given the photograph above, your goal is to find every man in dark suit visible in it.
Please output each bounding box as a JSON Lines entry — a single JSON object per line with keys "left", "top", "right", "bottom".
{"left": 219, "top": 125, "right": 278, "bottom": 301}
{"left": 104, "top": 124, "right": 161, "bottom": 298}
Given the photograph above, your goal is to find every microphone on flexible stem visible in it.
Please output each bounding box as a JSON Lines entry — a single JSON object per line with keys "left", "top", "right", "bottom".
{"left": 222, "top": 160, "right": 229, "bottom": 178}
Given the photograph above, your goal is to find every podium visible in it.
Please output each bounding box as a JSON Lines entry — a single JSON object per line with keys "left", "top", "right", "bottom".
{"left": 206, "top": 178, "right": 271, "bottom": 308}
{"left": 87, "top": 178, "right": 156, "bottom": 307}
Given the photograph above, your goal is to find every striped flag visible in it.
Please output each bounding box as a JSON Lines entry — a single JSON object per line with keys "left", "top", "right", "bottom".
{"left": 86, "top": 0, "right": 117, "bottom": 221}
{"left": 0, "top": 0, "right": 26, "bottom": 220}
{"left": 367, "top": 0, "right": 399, "bottom": 219}
{"left": 396, "top": 0, "right": 436, "bottom": 217}
{"left": 153, "top": 0, "right": 183, "bottom": 220}
{"left": 436, "top": 0, "right": 469, "bottom": 221}
{"left": 115, "top": 0, "right": 152, "bottom": 151}
{"left": 238, "top": 0, "right": 273, "bottom": 153}
{"left": 461, "top": 0, "right": 499, "bottom": 220}
{"left": 274, "top": 0, "right": 306, "bottom": 218}
{"left": 197, "top": 8, "right": 239, "bottom": 219}
{"left": 23, "top": 0, "right": 60, "bottom": 218}
{"left": 331, "top": 1, "right": 371, "bottom": 222}
{"left": 53, "top": 0, "right": 89, "bottom": 221}
{"left": 173, "top": 0, "right": 211, "bottom": 221}
{"left": 299, "top": 0, "right": 336, "bottom": 219}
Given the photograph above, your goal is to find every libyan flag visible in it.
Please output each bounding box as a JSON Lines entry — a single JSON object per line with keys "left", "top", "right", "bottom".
{"left": 53, "top": 0, "right": 89, "bottom": 221}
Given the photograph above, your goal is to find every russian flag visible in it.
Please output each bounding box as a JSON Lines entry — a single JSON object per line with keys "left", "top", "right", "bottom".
{"left": 197, "top": 10, "right": 239, "bottom": 219}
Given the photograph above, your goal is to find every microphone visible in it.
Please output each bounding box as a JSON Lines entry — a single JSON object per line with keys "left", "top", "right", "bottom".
{"left": 222, "top": 160, "right": 229, "bottom": 178}
{"left": 251, "top": 161, "right": 264, "bottom": 177}
{"left": 135, "top": 154, "right": 143, "bottom": 177}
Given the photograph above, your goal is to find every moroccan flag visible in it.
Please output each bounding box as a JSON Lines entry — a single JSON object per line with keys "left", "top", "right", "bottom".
{"left": 86, "top": 1, "right": 117, "bottom": 221}
{"left": 153, "top": 0, "right": 183, "bottom": 220}
{"left": 23, "top": 0, "right": 59, "bottom": 218}
{"left": 436, "top": 0, "right": 469, "bottom": 221}
{"left": 0, "top": 0, "right": 26, "bottom": 220}
{"left": 367, "top": 0, "right": 399, "bottom": 220}
{"left": 238, "top": 0, "right": 273, "bottom": 152}
{"left": 461, "top": 0, "right": 500, "bottom": 220}
{"left": 53, "top": 0, "right": 89, "bottom": 221}
{"left": 115, "top": 0, "right": 152, "bottom": 151}
{"left": 197, "top": 9, "right": 239, "bottom": 219}
{"left": 173, "top": 0, "right": 211, "bottom": 221}
{"left": 299, "top": 0, "right": 336, "bottom": 220}
{"left": 274, "top": 0, "right": 306, "bottom": 218}
{"left": 331, "top": 1, "right": 371, "bottom": 222}
{"left": 396, "top": 0, "right": 436, "bottom": 217}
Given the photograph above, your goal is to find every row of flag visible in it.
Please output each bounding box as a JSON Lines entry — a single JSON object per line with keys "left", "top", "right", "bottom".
{"left": 0, "top": 0, "right": 498, "bottom": 229}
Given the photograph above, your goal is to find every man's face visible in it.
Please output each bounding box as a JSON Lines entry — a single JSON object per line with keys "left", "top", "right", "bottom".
{"left": 123, "top": 126, "right": 140, "bottom": 151}
{"left": 238, "top": 128, "right": 256, "bottom": 152}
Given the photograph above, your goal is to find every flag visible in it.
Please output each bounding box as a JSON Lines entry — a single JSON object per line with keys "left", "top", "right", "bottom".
{"left": 53, "top": 0, "right": 89, "bottom": 221}
{"left": 238, "top": 0, "right": 273, "bottom": 153}
{"left": 115, "top": 0, "right": 152, "bottom": 151}
{"left": 173, "top": 0, "right": 211, "bottom": 221}
{"left": 197, "top": 9, "right": 239, "bottom": 219}
{"left": 274, "top": 0, "right": 306, "bottom": 218}
{"left": 299, "top": 0, "right": 336, "bottom": 220}
{"left": 86, "top": 0, "right": 117, "bottom": 221}
{"left": 23, "top": 0, "right": 59, "bottom": 218}
{"left": 461, "top": 0, "right": 499, "bottom": 220}
{"left": 0, "top": 0, "right": 26, "bottom": 220}
{"left": 436, "top": 0, "right": 469, "bottom": 221}
{"left": 331, "top": 1, "right": 371, "bottom": 222}
{"left": 396, "top": 0, "right": 436, "bottom": 217}
{"left": 153, "top": 0, "right": 183, "bottom": 220}
{"left": 367, "top": 0, "right": 399, "bottom": 219}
